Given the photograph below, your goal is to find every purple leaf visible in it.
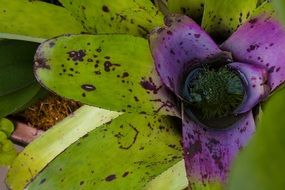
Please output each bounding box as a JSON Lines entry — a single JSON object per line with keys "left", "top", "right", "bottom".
{"left": 149, "top": 14, "right": 222, "bottom": 96}
{"left": 229, "top": 62, "right": 270, "bottom": 114}
{"left": 183, "top": 111, "right": 255, "bottom": 187}
{"left": 222, "top": 14, "right": 285, "bottom": 91}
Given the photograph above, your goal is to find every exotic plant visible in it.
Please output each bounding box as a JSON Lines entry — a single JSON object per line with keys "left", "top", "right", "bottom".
{"left": 1, "top": 0, "right": 285, "bottom": 189}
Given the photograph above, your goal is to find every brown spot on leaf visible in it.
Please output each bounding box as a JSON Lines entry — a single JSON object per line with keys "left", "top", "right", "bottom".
{"left": 81, "top": 84, "right": 96, "bottom": 92}
{"left": 102, "top": 5, "right": 110, "bottom": 12}
{"left": 187, "top": 141, "right": 202, "bottom": 159}
{"left": 67, "top": 50, "right": 86, "bottom": 61}
{"left": 34, "top": 57, "right": 50, "bottom": 70}
{"left": 104, "top": 61, "right": 120, "bottom": 72}
{"left": 140, "top": 78, "right": 161, "bottom": 94}
{"left": 105, "top": 174, "right": 116, "bottom": 182}
{"left": 39, "top": 178, "right": 46, "bottom": 185}
{"left": 122, "top": 171, "right": 129, "bottom": 177}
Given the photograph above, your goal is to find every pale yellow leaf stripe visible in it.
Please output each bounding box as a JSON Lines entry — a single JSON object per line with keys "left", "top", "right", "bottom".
{"left": 6, "top": 106, "right": 121, "bottom": 190}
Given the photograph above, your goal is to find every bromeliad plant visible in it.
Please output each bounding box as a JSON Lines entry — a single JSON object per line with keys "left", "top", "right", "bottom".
{"left": 1, "top": 0, "right": 285, "bottom": 189}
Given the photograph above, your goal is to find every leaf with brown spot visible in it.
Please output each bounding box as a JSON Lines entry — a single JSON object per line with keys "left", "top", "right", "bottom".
{"left": 6, "top": 106, "right": 120, "bottom": 190}
{"left": 202, "top": 0, "right": 258, "bottom": 41}
{"left": 167, "top": 0, "right": 204, "bottom": 23}
{"left": 27, "top": 114, "right": 182, "bottom": 190}
{"left": 0, "top": 0, "right": 85, "bottom": 40}
{"left": 35, "top": 34, "right": 177, "bottom": 116}
{"left": 58, "top": 0, "right": 163, "bottom": 37}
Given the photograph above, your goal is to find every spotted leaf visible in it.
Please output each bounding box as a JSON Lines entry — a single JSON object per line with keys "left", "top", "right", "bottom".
{"left": 35, "top": 34, "right": 177, "bottom": 116}
{"left": 257, "top": 0, "right": 270, "bottom": 6}
{"left": 58, "top": 0, "right": 163, "bottom": 37}
{"left": 183, "top": 111, "right": 255, "bottom": 189}
{"left": 27, "top": 113, "right": 182, "bottom": 190}
{"left": 0, "top": 0, "right": 85, "bottom": 41}
{"left": 167, "top": 0, "right": 205, "bottom": 23}
{"left": 6, "top": 106, "right": 120, "bottom": 190}
{"left": 222, "top": 8, "right": 285, "bottom": 92}
{"left": 201, "top": 0, "right": 258, "bottom": 41}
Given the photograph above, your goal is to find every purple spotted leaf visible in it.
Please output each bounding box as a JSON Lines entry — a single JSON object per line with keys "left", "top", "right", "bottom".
{"left": 222, "top": 13, "right": 285, "bottom": 91}
{"left": 183, "top": 111, "right": 255, "bottom": 189}
{"left": 149, "top": 14, "right": 222, "bottom": 96}
{"left": 34, "top": 34, "right": 178, "bottom": 116}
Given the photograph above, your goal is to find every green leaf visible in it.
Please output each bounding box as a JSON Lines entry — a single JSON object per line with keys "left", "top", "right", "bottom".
{"left": 273, "top": 0, "right": 285, "bottom": 25}
{"left": 35, "top": 34, "right": 176, "bottom": 115}
{"left": 0, "top": 118, "right": 14, "bottom": 137}
{"left": 0, "top": 0, "right": 85, "bottom": 40}
{"left": 0, "top": 82, "right": 41, "bottom": 118}
{"left": 201, "top": 0, "right": 258, "bottom": 41}
{"left": 144, "top": 160, "right": 188, "bottom": 190}
{"left": 227, "top": 87, "right": 285, "bottom": 190}
{"left": 167, "top": 0, "right": 204, "bottom": 23}
{"left": 6, "top": 106, "right": 120, "bottom": 190}
{"left": 58, "top": 0, "right": 164, "bottom": 37}
{"left": 27, "top": 113, "right": 182, "bottom": 190}
{"left": 17, "top": 87, "right": 49, "bottom": 111}
{"left": 0, "top": 39, "right": 39, "bottom": 96}
{"left": 252, "top": 0, "right": 274, "bottom": 17}
{"left": 257, "top": 0, "right": 269, "bottom": 6}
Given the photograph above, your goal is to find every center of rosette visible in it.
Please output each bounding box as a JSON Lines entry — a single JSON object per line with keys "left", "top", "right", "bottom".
{"left": 182, "top": 65, "right": 245, "bottom": 129}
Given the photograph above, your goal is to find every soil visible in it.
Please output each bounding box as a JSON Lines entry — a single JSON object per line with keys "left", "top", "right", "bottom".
{"left": 14, "top": 94, "right": 81, "bottom": 130}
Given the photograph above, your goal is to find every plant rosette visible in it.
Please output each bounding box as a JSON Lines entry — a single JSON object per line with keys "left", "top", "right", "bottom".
{"left": 1, "top": 0, "right": 284, "bottom": 190}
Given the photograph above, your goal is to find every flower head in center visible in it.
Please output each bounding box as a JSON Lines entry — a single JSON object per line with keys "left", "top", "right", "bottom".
{"left": 183, "top": 65, "right": 245, "bottom": 129}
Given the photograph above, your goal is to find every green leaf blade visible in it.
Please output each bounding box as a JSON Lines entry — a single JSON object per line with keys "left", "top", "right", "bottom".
{"left": 0, "top": 82, "right": 41, "bottom": 118}
{"left": 27, "top": 113, "right": 182, "bottom": 190}
{"left": 144, "top": 160, "right": 188, "bottom": 190}
{"left": 0, "top": 40, "right": 39, "bottom": 96}
{"left": 35, "top": 34, "right": 176, "bottom": 115}
{"left": 0, "top": 0, "right": 85, "bottom": 40}
{"left": 167, "top": 0, "right": 205, "bottom": 23}
{"left": 202, "top": 0, "right": 258, "bottom": 41}
{"left": 59, "top": 0, "right": 164, "bottom": 36}
{"left": 6, "top": 106, "right": 121, "bottom": 190}
{"left": 273, "top": 0, "right": 285, "bottom": 25}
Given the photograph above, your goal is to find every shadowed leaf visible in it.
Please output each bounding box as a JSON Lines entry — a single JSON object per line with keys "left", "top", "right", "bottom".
{"left": 202, "top": 0, "right": 258, "bottom": 42}
{"left": 0, "top": 40, "right": 39, "bottom": 96}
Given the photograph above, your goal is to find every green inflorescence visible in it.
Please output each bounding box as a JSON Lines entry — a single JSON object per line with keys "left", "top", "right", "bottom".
{"left": 185, "top": 66, "right": 244, "bottom": 120}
